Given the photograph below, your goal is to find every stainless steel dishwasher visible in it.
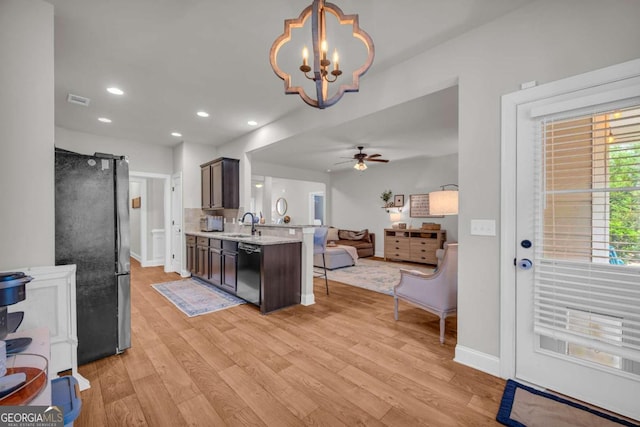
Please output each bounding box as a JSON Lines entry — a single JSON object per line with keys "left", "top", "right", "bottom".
{"left": 236, "top": 242, "right": 261, "bottom": 306}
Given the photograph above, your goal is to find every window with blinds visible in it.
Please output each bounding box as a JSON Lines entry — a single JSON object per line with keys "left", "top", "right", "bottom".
{"left": 534, "top": 105, "right": 640, "bottom": 374}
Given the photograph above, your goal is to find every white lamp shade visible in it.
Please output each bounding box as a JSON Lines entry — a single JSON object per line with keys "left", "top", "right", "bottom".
{"left": 389, "top": 212, "right": 402, "bottom": 222}
{"left": 429, "top": 190, "right": 458, "bottom": 215}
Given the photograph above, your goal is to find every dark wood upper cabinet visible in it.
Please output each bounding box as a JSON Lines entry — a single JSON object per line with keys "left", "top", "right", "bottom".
{"left": 201, "top": 164, "right": 211, "bottom": 209}
{"left": 201, "top": 157, "right": 239, "bottom": 210}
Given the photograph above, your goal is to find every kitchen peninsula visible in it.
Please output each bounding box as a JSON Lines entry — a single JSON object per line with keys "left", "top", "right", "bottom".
{"left": 185, "top": 231, "right": 301, "bottom": 314}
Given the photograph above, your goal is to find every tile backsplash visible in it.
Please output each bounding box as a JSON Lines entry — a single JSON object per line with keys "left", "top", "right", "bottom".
{"left": 184, "top": 208, "right": 304, "bottom": 240}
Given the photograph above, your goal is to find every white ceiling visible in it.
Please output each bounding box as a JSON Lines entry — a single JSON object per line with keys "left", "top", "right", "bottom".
{"left": 48, "top": 0, "right": 533, "bottom": 170}
{"left": 251, "top": 85, "right": 459, "bottom": 172}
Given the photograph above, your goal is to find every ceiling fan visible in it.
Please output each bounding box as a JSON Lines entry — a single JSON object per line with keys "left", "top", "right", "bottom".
{"left": 336, "top": 146, "right": 389, "bottom": 171}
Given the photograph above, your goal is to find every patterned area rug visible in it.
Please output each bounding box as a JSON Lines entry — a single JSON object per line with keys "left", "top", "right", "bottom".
{"left": 152, "top": 278, "right": 245, "bottom": 317}
{"left": 325, "top": 258, "right": 434, "bottom": 295}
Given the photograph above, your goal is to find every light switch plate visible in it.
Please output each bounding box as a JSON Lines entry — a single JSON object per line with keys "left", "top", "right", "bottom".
{"left": 289, "top": 228, "right": 295, "bottom": 235}
{"left": 471, "top": 219, "right": 496, "bottom": 236}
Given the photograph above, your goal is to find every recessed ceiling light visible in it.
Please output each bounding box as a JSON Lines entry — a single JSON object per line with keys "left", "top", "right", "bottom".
{"left": 171, "top": 132, "right": 182, "bottom": 137}
{"left": 255, "top": 183, "right": 263, "bottom": 188}
{"left": 247, "top": 120, "right": 258, "bottom": 126}
{"left": 106, "top": 87, "right": 124, "bottom": 95}
{"left": 98, "top": 117, "right": 112, "bottom": 123}
{"left": 197, "top": 111, "right": 209, "bottom": 118}
{"left": 326, "top": 169, "right": 332, "bottom": 172}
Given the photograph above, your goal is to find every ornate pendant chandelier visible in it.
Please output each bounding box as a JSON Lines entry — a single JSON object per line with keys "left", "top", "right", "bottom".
{"left": 269, "top": 0, "right": 375, "bottom": 109}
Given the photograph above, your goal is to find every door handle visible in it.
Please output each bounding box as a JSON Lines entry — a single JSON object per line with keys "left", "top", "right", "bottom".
{"left": 518, "top": 259, "right": 533, "bottom": 270}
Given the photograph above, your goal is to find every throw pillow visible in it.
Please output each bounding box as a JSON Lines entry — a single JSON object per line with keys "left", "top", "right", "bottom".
{"left": 338, "top": 229, "right": 370, "bottom": 242}
{"left": 327, "top": 227, "right": 339, "bottom": 241}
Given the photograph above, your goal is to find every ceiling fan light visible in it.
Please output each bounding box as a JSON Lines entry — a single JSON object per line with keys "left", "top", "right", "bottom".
{"left": 354, "top": 161, "right": 367, "bottom": 171}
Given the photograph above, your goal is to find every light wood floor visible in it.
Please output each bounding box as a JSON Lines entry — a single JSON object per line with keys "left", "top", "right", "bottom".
{"left": 75, "top": 259, "right": 505, "bottom": 426}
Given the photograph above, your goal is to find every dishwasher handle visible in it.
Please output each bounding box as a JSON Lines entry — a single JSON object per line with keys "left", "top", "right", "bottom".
{"left": 238, "top": 243, "right": 261, "bottom": 254}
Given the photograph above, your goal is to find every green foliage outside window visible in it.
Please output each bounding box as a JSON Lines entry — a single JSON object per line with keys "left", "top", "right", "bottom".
{"left": 609, "top": 140, "right": 640, "bottom": 263}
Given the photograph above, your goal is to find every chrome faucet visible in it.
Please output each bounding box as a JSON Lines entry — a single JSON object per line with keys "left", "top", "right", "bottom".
{"left": 241, "top": 212, "right": 256, "bottom": 235}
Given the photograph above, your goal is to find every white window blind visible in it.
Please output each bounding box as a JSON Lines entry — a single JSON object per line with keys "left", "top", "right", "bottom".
{"left": 534, "top": 105, "right": 640, "bottom": 368}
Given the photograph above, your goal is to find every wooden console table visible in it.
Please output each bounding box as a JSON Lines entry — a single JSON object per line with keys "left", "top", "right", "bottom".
{"left": 384, "top": 228, "right": 446, "bottom": 265}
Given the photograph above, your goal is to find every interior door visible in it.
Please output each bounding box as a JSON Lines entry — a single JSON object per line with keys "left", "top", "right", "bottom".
{"left": 171, "top": 174, "right": 182, "bottom": 273}
{"left": 515, "top": 71, "right": 640, "bottom": 420}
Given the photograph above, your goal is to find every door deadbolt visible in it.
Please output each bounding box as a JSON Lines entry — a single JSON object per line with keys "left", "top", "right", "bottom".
{"left": 521, "top": 240, "right": 532, "bottom": 249}
{"left": 518, "top": 259, "right": 533, "bottom": 270}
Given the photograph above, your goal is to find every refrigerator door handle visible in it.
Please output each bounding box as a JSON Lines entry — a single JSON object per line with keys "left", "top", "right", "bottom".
{"left": 115, "top": 157, "right": 130, "bottom": 275}
{"left": 116, "top": 273, "right": 131, "bottom": 352}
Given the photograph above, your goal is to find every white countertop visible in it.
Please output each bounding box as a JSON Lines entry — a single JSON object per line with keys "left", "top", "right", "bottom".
{"left": 186, "top": 230, "right": 301, "bottom": 245}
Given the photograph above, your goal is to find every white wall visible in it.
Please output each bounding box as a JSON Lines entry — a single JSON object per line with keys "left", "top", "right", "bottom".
{"left": 215, "top": 0, "right": 640, "bottom": 360}
{"left": 0, "top": 0, "right": 54, "bottom": 270}
{"left": 55, "top": 127, "right": 173, "bottom": 175}
{"left": 331, "top": 155, "right": 458, "bottom": 256}
{"left": 270, "top": 178, "right": 326, "bottom": 225}
{"left": 178, "top": 141, "right": 218, "bottom": 209}
{"left": 129, "top": 181, "right": 142, "bottom": 259}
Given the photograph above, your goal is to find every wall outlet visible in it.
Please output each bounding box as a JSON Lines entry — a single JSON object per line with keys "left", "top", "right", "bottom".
{"left": 289, "top": 228, "right": 295, "bottom": 235}
{"left": 470, "top": 219, "right": 496, "bottom": 236}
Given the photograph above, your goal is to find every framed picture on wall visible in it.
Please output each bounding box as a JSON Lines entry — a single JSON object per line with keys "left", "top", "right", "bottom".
{"left": 409, "top": 194, "right": 443, "bottom": 218}
{"left": 394, "top": 194, "right": 404, "bottom": 207}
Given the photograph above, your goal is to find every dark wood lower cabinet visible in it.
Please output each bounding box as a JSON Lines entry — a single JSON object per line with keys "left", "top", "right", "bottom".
{"left": 186, "top": 235, "right": 197, "bottom": 275}
{"left": 221, "top": 241, "right": 237, "bottom": 294}
{"left": 209, "top": 246, "right": 222, "bottom": 285}
{"left": 196, "top": 237, "right": 209, "bottom": 281}
{"left": 185, "top": 235, "right": 301, "bottom": 313}
{"left": 260, "top": 242, "right": 301, "bottom": 314}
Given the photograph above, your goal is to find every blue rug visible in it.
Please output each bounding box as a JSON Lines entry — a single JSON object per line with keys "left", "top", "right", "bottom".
{"left": 497, "top": 379, "right": 639, "bottom": 426}
{"left": 152, "top": 278, "right": 245, "bottom": 317}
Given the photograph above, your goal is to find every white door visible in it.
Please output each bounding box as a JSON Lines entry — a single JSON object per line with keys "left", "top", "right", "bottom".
{"left": 514, "top": 65, "right": 640, "bottom": 420}
{"left": 309, "top": 191, "right": 325, "bottom": 225}
{"left": 171, "top": 174, "right": 182, "bottom": 274}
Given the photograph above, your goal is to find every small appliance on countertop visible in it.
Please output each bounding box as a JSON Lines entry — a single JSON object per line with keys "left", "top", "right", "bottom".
{"left": 0, "top": 272, "right": 33, "bottom": 353}
{"left": 200, "top": 215, "right": 224, "bottom": 232}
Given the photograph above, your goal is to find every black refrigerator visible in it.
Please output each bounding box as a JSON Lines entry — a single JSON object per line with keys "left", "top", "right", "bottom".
{"left": 55, "top": 149, "right": 131, "bottom": 365}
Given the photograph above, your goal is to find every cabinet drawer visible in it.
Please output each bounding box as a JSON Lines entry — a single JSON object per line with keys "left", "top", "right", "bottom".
{"left": 410, "top": 239, "right": 439, "bottom": 251}
{"left": 409, "top": 253, "right": 437, "bottom": 264}
{"left": 197, "top": 237, "right": 209, "bottom": 246}
{"left": 209, "top": 238, "right": 222, "bottom": 249}
{"left": 186, "top": 235, "right": 196, "bottom": 245}
{"left": 385, "top": 245, "right": 410, "bottom": 258}
{"left": 385, "top": 237, "right": 409, "bottom": 248}
{"left": 222, "top": 240, "right": 238, "bottom": 252}
{"left": 385, "top": 248, "right": 411, "bottom": 260}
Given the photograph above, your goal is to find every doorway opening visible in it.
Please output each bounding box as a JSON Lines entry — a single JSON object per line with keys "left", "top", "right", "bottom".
{"left": 129, "top": 171, "right": 172, "bottom": 272}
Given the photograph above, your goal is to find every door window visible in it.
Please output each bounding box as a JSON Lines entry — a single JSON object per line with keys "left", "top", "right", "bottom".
{"left": 535, "top": 104, "right": 640, "bottom": 374}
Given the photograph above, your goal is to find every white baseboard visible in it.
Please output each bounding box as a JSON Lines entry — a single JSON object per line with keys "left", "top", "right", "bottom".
{"left": 180, "top": 269, "right": 191, "bottom": 278}
{"left": 454, "top": 344, "right": 501, "bottom": 377}
{"left": 300, "top": 293, "right": 315, "bottom": 306}
{"left": 131, "top": 252, "right": 141, "bottom": 262}
{"left": 141, "top": 259, "right": 164, "bottom": 268}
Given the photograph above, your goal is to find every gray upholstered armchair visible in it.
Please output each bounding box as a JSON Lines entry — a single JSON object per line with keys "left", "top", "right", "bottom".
{"left": 393, "top": 243, "right": 458, "bottom": 344}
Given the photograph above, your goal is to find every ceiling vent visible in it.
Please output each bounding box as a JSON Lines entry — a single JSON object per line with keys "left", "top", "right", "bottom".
{"left": 67, "top": 93, "right": 90, "bottom": 106}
